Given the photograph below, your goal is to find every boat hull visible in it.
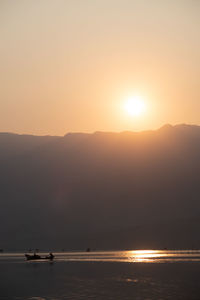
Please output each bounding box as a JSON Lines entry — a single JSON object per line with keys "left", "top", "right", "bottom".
{"left": 25, "top": 254, "right": 54, "bottom": 261}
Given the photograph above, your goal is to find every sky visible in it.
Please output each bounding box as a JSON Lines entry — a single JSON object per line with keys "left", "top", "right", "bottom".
{"left": 0, "top": 0, "right": 200, "bottom": 135}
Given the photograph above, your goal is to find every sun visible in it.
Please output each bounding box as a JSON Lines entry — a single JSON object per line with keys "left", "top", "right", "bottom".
{"left": 124, "top": 96, "right": 146, "bottom": 117}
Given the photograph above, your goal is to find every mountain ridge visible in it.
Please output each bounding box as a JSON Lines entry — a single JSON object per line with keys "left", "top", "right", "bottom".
{"left": 0, "top": 123, "right": 200, "bottom": 251}
{"left": 1, "top": 123, "right": 200, "bottom": 137}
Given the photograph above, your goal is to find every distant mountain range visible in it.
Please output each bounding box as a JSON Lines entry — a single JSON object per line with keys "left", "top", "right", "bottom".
{"left": 1, "top": 124, "right": 200, "bottom": 251}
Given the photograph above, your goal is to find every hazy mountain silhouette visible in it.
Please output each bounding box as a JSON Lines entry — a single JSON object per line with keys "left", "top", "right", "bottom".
{"left": 1, "top": 124, "right": 200, "bottom": 251}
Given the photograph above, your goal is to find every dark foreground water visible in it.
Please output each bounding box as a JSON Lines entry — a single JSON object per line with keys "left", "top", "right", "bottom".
{"left": 1, "top": 250, "right": 200, "bottom": 300}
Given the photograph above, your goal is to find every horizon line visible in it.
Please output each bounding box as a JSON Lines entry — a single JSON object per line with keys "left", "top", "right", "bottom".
{"left": 0, "top": 123, "right": 199, "bottom": 138}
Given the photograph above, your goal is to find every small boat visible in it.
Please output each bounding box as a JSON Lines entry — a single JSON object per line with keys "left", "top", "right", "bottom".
{"left": 25, "top": 253, "right": 54, "bottom": 261}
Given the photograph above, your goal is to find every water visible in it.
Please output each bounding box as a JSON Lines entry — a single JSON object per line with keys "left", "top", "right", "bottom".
{"left": 1, "top": 250, "right": 200, "bottom": 299}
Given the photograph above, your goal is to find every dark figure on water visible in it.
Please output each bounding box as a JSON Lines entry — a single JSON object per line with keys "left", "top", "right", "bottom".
{"left": 48, "top": 252, "right": 54, "bottom": 260}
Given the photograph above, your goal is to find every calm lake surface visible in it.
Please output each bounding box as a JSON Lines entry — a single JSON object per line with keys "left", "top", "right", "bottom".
{"left": 1, "top": 250, "right": 200, "bottom": 299}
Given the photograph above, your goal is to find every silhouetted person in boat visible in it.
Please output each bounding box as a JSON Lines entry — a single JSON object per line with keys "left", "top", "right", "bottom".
{"left": 45, "top": 252, "right": 54, "bottom": 260}
{"left": 33, "top": 252, "right": 41, "bottom": 259}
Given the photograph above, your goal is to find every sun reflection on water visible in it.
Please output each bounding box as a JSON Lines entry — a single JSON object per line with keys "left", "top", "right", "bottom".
{"left": 126, "top": 250, "right": 166, "bottom": 262}
{"left": 1, "top": 250, "right": 200, "bottom": 264}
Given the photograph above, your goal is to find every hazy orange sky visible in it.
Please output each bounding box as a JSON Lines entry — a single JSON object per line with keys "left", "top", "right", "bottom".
{"left": 0, "top": 0, "right": 200, "bottom": 135}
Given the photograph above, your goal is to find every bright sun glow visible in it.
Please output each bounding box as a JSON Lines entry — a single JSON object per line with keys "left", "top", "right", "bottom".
{"left": 124, "top": 96, "right": 146, "bottom": 117}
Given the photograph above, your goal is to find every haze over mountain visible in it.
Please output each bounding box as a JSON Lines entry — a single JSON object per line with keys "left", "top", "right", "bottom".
{"left": 1, "top": 124, "right": 200, "bottom": 251}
